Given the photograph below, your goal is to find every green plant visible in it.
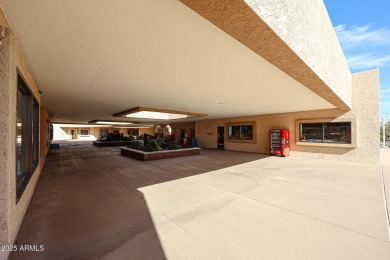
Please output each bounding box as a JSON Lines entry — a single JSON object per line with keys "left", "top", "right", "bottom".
{"left": 121, "top": 135, "right": 134, "bottom": 141}
{"left": 167, "top": 141, "right": 180, "bottom": 150}
{"left": 155, "top": 136, "right": 165, "bottom": 151}
{"left": 147, "top": 139, "right": 158, "bottom": 150}
{"left": 127, "top": 141, "right": 143, "bottom": 150}
{"left": 98, "top": 134, "right": 107, "bottom": 141}
{"left": 143, "top": 143, "right": 156, "bottom": 152}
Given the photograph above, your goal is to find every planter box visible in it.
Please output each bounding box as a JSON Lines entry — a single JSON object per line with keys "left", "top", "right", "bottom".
{"left": 121, "top": 147, "right": 201, "bottom": 161}
{"left": 93, "top": 141, "right": 134, "bottom": 147}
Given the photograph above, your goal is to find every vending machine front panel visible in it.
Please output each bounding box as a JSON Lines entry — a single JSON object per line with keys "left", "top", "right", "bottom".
{"left": 270, "top": 129, "right": 289, "bottom": 157}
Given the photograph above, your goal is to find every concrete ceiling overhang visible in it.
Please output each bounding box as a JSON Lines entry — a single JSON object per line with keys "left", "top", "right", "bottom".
{"left": 180, "top": 0, "right": 351, "bottom": 111}
{"left": 0, "top": 0, "right": 337, "bottom": 124}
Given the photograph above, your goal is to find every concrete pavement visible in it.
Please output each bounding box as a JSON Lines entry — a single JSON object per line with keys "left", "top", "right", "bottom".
{"left": 10, "top": 142, "right": 390, "bottom": 259}
{"left": 140, "top": 151, "right": 390, "bottom": 259}
{"left": 381, "top": 148, "right": 390, "bottom": 238}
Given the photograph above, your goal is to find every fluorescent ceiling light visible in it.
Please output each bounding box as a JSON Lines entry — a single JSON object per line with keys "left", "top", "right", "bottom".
{"left": 117, "top": 126, "right": 153, "bottom": 129}
{"left": 95, "top": 121, "right": 133, "bottom": 125}
{"left": 113, "top": 106, "right": 208, "bottom": 120}
{"left": 125, "top": 111, "right": 188, "bottom": 120}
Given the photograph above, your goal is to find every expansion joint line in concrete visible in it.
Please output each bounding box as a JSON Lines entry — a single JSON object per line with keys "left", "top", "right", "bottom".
{"left": 380, "top": 164, "right": 390, "bottom": 243}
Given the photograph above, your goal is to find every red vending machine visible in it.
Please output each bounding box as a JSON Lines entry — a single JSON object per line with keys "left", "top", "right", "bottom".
{"left": 270, "top": 129, "right": 289, "bottom": 157}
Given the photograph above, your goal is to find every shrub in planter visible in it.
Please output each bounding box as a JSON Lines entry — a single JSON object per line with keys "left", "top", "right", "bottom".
{"left": 146, "top": 139, "right": 158, "bottom": 151}
{"left": 167, "top": 141, "right": 180, "bottom": 150}
{"left": 98, "top": 133, "right": 134, "bottom": 142}
{"left": 142, "top": 136, "right": 165, "bottom": 152}
{"left": 98, "top": 132, "right": 121, "bottom": 141}
{"left": 108, "top": 133, "right": 122, "bottom": 141}
{"left": 127, "top": 141, "right": 143, "bottom": 150}
{"left": 155, "top": 136, "right": 165, "bottom": 151}
{"left": 121, "top": 135, "right": 134, "bottom": 141}
{"left": 144, "top": 143, "right": 156, "bottom": 152}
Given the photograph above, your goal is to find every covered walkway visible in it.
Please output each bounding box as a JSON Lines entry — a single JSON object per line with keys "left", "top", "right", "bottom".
{"left": 11, "top": 143, "right": 390, "bottom": 259}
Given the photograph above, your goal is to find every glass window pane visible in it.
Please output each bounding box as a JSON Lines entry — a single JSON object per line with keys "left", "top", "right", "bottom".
{"left": 324, "top": 122, "right": 351, "bottom": 144}
{"left": 228, "top": 126, "right": 241, "bottom": 139}
{"left": 46, "top": 119, "right": 50, "bottom": 147}
{"left": 300, "top": 123, "right": 323, "bottom": 142}
{"left": 16, "top": 89, "right": 23, "bottom": 178}
{"left": 32, "top": 99, "right": 39, "bottom": 168}
{"left": 80, "top": 129, "right": 89, "bottom": 135}
{"left": 16, "top": 73, "right": 37, "bottom": 202}
{"left": 271, "top": 131, "right": 281, "bottom": 149}
{"left": 240, "top": 125, "right": 253, "bottom": 140}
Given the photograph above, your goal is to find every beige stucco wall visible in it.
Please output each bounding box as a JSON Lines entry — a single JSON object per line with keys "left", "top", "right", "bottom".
{"left": 52, "top": 125, "right": 70, "bottom": 140}
{"left": 53, "top": 126, "right": 95, "bottom": 140}
{"left": 53, "top": 126, "right": 100, "bottom": 140}
{"left": 245, "top": 0, "right": 352, "bottom": 107}
{"left": 0, "top": 11, "right": 10, "bottom": 259}
{"left": 0, "top": 7, "right": 49, "bottom": 259}
{"left": 196, "top": 70, "right": 379, "bottom": 164}
{"left": 52, "top": 125, "right": 155, "bottom": 141}
{"left": 139, "top": 127, "right": 154, "bottom": 136}
{"left": 157, "top": 122, "right": 196, "bottom": 142}
{"left": 181, "top": 0, "right": 351, "bottom": 111}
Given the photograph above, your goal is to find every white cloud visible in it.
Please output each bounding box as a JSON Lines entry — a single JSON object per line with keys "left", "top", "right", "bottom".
{"left": 335, "top": 24, "right": 390, "bottom": 50}
{"left": 346, "top": 52, "right": 390, "bottom": 69}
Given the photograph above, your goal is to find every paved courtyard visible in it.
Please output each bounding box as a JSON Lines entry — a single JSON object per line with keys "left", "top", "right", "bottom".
{"left": 11, "top": 142, "right": 390, "bottom": 259}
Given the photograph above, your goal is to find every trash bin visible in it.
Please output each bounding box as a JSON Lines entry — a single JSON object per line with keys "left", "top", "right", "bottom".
{"left": 191, "top": 138, "right": 196, "bottom": 147}
{"left": 50, "top": 143, "right": 60, "bottom": 149}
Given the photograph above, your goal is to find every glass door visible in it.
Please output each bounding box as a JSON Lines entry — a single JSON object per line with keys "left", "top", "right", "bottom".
{"left": 271, "top": 131, "right": 281, "bottom": 149}
{"left": 217, "top": 127, "right": 224, "bottom": 149}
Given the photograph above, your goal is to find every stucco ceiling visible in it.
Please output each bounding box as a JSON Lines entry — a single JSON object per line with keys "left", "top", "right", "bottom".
{"left": 0, "top": 0, "right": 334, "bottom": 124}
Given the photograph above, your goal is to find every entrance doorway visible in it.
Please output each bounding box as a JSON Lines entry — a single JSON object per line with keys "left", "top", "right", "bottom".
{"left": 181, "top": 129, "right": 185, "bottom": 144}
{"left": 217, "top": 127, "right": 224, "bottom": 149}
{"left": 71, "top": 130, "right": 77, "bottom": 139}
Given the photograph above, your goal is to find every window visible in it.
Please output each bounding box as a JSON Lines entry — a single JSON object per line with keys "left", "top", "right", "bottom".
{"left": 100, "top": 129, "right": 109, "bottom": 136}
{"left": 32, "top": 99, "right": 39, "bottom": 168}
{"left": 227, "top": 122, "right": 256, "bottom": 142}
{"left": 16, "top": 73, "right": 39, "bottom": 202}
{"left": 300, "top": 122, "right": 351, "bottom": 144}
{"left": 46, "top": 119, "right": 50, "bottom": 147}
{"left": 228, "top": 126, "right": 241, "bottom": 139}
{"left": 80, "top": 129, "right": 89, "bottom": 136}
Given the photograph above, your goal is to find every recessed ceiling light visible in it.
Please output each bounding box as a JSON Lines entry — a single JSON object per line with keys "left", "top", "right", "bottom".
{"left": 96, "top": 121, "right": 133, "bottom": 125}
{"left": 88, "top": 120, "right": 133, "bottom": 125}
{"left": 116, "top": 126, "right": 154, "bottom": 129}
{"left": 126, "top": 111, "right": 188, "bottom": 120}
{"left": 113, "top": 106, "right": 208, "bottom": 120}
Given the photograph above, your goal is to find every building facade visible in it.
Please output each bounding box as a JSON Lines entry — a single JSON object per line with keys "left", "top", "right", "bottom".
{"left": 0, "top": 1, "right": 380, "bottom": 259}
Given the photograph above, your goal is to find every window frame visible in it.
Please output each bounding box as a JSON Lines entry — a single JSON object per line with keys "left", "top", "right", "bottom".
{"left": 295, "top": 119, "right": 356, "bottom": 148}
{"left": 226, "top": 122, "right": 256, "bottom": 143}
{"left": 299, "top": 122, "right": 351, "bottom": 144}
{"left": 32, "top": 98, "right": 39, "bottom": 171}
{"left": 16, "top": 71, "right": 40, "bottom": 203}
{"left": 100, "top": 129, "right": 109, "bottom": 136}
{"left": 46, "top": 118, "right": 50, "bottom": 148}
{"left": 80, "top": 129, "right": 90, "bottom": 136}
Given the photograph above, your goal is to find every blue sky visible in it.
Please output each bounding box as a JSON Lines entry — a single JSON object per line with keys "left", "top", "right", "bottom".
{"left": 323, "top": 0, "right": 390, "bottom": 117}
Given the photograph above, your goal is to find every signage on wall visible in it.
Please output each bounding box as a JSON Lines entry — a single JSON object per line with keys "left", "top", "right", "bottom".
{"left": 206, "top": 125, "right": 213, "bottom": 135}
